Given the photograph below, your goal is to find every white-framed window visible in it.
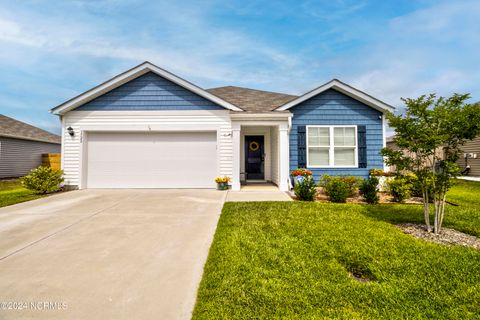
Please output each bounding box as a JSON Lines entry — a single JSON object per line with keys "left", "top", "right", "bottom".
{"left": 306, "top": 125, "right": 358, "bottom": 168}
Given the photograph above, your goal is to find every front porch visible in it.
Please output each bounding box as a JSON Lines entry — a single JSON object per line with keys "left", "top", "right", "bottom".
{"left": 230, "top": 112, "right": 292, "bottom": 191}
{"left": 240, "top": 182, "right": 279, "bottom": 191}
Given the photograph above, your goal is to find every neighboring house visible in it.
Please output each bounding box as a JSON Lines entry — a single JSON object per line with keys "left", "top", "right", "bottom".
{"left": 457, "top": 137, "right": 480, "bottom": 176}
{"left": 387, "top": 135, "right": 480, "bottom": 176}
{"left": 0, "top": 114, "right": 61, "bottom": 178}
{"left": 386, "top": 135, "right": 445, "bottom": 169}
{"left": 50, "top": 61, "right": 393, "bottom": 191}
{"left": 385, "top": 136, "right": 397, "bottom": 172}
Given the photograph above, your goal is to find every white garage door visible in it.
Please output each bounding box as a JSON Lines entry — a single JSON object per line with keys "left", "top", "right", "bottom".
{"left": 86, "top": 132, "right": 217, "bottom": 188}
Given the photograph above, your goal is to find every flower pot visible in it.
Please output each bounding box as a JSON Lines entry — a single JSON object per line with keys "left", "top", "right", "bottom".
{"left": 216, "top": 182, "right": 229, "bottom": 190}
{"left": 293, "top": 175, "right": 306, "bottom": 185}
{"left": 375, "top": 176, "right": 393, "bottom": 192}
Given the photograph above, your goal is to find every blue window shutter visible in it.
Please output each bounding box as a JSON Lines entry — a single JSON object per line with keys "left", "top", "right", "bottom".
{"left": 358, "top": 125, "right": 367, "bottom": 168}
{"left": 298, "top": 126, "right": 306, "bottom": 168}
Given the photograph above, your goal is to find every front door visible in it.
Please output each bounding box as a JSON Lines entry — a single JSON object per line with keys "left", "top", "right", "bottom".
{"left": 245, "top": 135, "right": 265, "bottom": 180}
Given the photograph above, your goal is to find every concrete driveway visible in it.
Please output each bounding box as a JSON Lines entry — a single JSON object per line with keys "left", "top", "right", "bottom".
{"left": 0, "top": 189, "right": 226, "bottom": 320}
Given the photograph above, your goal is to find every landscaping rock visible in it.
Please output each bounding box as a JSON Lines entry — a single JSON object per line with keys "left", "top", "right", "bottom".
{"left": 397, "top": 223, "right": 480, "bottom": 249}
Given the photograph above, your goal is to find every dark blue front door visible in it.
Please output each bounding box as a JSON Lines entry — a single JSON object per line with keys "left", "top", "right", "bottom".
{"left": 245, "top": 135, "right": 264, "bottom": 180}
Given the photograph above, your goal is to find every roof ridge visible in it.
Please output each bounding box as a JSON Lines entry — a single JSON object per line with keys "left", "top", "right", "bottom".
{"left": 207, "top": 85, "right": 297, "bottom": 97}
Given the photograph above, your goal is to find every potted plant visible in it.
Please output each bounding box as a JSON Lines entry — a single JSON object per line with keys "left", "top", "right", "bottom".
{"left": 291, "top": 168, "right": 313, "bottom": 185}
{"left": 369, "top": 169, "right": 394, "bottom": 192}
{"left": 215, "top": 176, "right": 231, "bottom": 190}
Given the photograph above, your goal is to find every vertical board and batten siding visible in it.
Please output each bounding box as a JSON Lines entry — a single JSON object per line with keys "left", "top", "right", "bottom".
{"left": 289, "top": 89, "right": 383, "bottom": 180}
{"left": 0, "top": 137, "right": 60, "bottom": 178}
{"left": 457, "top": 137, "right": 480, "bottom": 176}
{"left": 76, "top": 72, "right": 225, "bottom": 111}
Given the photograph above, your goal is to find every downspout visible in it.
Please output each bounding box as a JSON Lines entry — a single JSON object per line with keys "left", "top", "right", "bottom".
{"left": 382, "top": 113, "right": 387, "bottom": 171}
{"left": 287, "top": 113, "right": 293, "bottom": 188}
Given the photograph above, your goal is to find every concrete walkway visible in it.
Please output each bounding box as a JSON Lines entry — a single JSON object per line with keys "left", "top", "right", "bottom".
{"left": 458, "top": 176, "right": 480, "bottom": 182}
{"left": 0, "top": 189, "right": 225, "bottom": 320}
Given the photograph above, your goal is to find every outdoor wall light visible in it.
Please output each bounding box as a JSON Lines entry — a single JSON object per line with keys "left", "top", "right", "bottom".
{"left": 67, "top": 126, "right": 75, "bottom": 136}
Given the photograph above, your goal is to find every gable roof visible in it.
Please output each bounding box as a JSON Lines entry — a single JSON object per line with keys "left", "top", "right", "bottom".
{"left": 0, "top": 114, "right": 61, "bottom": 144}
{"left": 51, "top": 61, "right": 243, "bottom": 115}
{"left": 275, "top": 79, "right": 394, "bottom": 113}
{"left": 207, "top": 86, "right": 297, "bottom": 113}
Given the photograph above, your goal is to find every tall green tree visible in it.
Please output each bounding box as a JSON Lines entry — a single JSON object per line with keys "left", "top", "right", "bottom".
{"left": 382, "top": 94, "right": 480, "bottom": 234}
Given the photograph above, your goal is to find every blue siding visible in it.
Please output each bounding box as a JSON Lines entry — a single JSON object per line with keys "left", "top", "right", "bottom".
{"left": 76, "top": 72, "right": 224, "bottom": 111}
{"left": 290, "top": 89, "right": 384, "bottom": 180}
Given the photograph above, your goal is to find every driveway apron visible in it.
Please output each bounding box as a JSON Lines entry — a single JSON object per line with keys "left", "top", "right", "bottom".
{"left": 0, "top": 189, "right": 225, "bottom": 320}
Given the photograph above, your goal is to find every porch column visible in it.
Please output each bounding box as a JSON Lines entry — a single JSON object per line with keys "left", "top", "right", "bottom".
{"left": 278, "top": 125, "right": 290, "bottom": 191}
{"left": 231, "top": 125, "right": 241, "bottom": 191}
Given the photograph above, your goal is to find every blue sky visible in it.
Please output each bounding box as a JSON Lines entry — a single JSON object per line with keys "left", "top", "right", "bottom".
{"left": 0, "top": 0, "right": 479, "bottom": 135}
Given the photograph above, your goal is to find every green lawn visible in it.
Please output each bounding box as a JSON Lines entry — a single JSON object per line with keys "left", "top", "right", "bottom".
{"left": 193, "top": 180, "right": 480, "bottom": 319}
{"left": 364, "top": 180, "right": 480, "bottom": 237}
{"left": 0, "top": 179, "right": 46, "bottom": 208}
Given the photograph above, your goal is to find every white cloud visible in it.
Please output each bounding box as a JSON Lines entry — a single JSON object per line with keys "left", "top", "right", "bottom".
{"left": 0, "top": 18, "right": 46, "bottom": 47}
{"left": 0, "top": 6, "right": 304, "bottom": 86}
{"left": 343, "top": 0, "right": 480, "bottom": 107}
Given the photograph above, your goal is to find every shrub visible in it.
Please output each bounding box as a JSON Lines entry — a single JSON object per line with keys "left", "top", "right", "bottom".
{"left": 359, "top": 177, "right": 379, "bottom": 204}
{"left": 293, "top": 176, "right": 317, "bottom": 201}
{"left": 405, "top": 173, "right": 434, "bottom": 200}
{"left": 320, "top": 175, "right": 360, "bottom": 198}
{"left": 320, "top": 176, "right": 350, "bottom": 203}
{"left": 387, "top": 177, "right": 411, "bottom": 203}
{"left": 342, "top": 176, "right": 361, "bottom": 197}
{"left": 21, "top": 166, "right": 64, "bottom": 194}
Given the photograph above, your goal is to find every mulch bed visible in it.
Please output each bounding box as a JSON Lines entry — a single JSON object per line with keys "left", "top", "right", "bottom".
{"left": 314, "top": 188, "right": 423, "bottom": 204}
{"left": 397, "top": 223, "right": 480, "bottom": 249}
{"left": 290, "top": 188, "right": 458, "bottom": 206}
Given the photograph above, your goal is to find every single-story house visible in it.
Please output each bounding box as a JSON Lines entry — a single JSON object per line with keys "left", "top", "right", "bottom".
{"left": 50, "top": 61, "right": 393, "bottom": 191}
{"left": 0, "top": 114, "right": 61, "bottom": 178}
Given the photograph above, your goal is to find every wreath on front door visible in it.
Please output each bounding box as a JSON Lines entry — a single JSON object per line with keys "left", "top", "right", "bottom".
{"left": 249, "top": 141, "right": 260, "bottom": 152}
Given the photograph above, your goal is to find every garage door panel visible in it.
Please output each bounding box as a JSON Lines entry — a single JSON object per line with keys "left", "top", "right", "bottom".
{"left": 86, "top": 132, "right": 217, "bottom": 188}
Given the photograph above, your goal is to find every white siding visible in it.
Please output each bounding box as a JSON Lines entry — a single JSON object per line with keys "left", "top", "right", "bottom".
{"left": 270, "top": 127, "right": 279, "bottom": 185}
{"left": 62, "top": 110, "right": 232, "bottom": 187}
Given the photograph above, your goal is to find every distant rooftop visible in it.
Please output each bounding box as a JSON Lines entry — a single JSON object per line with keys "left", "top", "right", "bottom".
{"left": 0, "top": 114, "right": 61, "bottom": 144}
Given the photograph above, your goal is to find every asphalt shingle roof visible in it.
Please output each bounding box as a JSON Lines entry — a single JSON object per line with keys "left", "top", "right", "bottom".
{"left": 0, "top": 114, "right": 61, "bottom": 144}
{"left": 206, "top": 86, "right": 297, "bottom": 112}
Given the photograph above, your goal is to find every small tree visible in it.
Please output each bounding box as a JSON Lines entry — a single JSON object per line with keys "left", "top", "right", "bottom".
{"left": 382, "top": 94, "right": 480, "bottom": 234}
